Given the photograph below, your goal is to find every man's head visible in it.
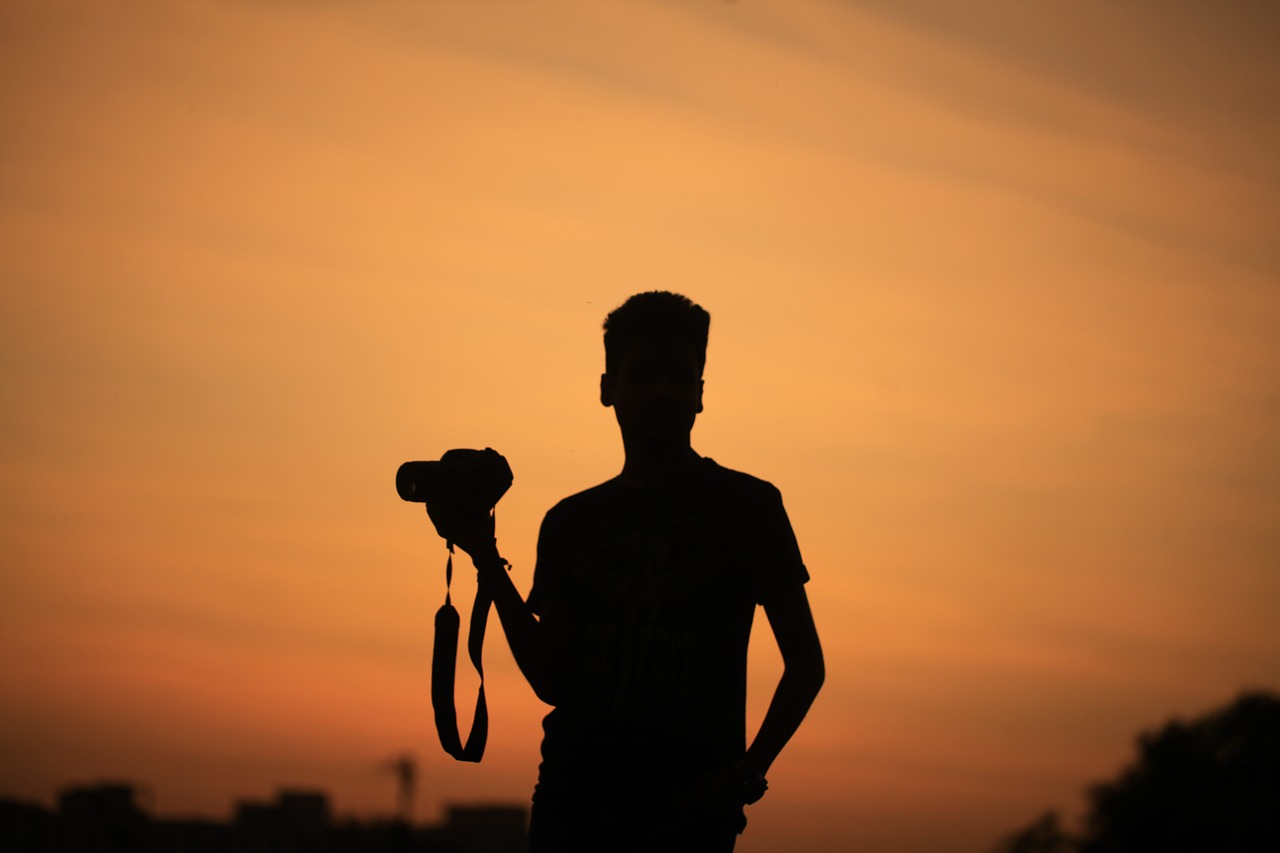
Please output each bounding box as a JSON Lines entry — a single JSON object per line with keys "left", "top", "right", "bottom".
{"left": 602, "top": 291, "right": 710, "bottom": 377}
{"left": 600, "top": 292, "right": 710, "bottom": 447}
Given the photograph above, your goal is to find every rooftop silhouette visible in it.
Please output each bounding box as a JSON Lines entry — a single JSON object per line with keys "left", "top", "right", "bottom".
{"left": 1, "top": 780, "right": 527, "bottom": 853}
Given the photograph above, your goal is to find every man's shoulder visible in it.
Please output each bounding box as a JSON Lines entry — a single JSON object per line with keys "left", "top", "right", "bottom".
{"left": 544, "top": 476, "right": 622, "bottom": 521}
{"left": 700, "top": 457, "right": 780, "bottom": 493}
{"left": 541, "top": 458, "right": 785, "bottom": 527}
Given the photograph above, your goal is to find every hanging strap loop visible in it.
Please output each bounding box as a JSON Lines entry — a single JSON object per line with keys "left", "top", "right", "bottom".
{"left": 431, "top": 543, "right": 500, "bottom": 763}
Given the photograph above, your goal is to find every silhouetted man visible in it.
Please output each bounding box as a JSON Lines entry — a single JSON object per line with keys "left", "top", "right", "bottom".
{"left": 436, "top": 292, "right": 824, "bottom": 852}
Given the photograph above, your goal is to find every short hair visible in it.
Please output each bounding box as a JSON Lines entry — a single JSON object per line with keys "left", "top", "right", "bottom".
{"left": 602, "top": 291, "right": 710, "bottom": 375}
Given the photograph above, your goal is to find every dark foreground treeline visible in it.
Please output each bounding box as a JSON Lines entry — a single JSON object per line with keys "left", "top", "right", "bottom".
{"left": 0, "top": 783, "right": 526, "bottom": 853}
{"left": 992, "top": 690, "right": 1280, "bottom": 853}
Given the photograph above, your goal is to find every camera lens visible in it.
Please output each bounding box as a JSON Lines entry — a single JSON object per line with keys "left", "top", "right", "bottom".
{"left": 396, "top": 461, "right": 441, "bottom": 503}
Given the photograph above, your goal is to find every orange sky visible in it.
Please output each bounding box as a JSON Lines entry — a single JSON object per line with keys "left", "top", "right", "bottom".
{"left": 2, "top": 1, "right": 1278, "bottom": 851}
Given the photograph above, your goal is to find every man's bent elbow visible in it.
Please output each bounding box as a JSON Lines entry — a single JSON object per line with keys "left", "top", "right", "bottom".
{"left": 780, "top": 655, "right": 824, "bottom": 701}
{"left": 797, "top": 649, "right": 825, "bottom": 700}
{"left": 808, "top": 658, "right": 826, "bottom": 697}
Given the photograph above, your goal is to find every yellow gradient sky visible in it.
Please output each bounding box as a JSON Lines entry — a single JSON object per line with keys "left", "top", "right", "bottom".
{"left": 2, "top": 2, "right": 1277, "bottom": 851}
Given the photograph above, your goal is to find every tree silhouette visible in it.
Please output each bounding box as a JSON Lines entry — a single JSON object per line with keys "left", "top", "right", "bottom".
{"left": 993, "top": 690, "right": 1280, "bottom": 853}
{"left": 992, "top": 811, "right": 1074, "bottom": 853}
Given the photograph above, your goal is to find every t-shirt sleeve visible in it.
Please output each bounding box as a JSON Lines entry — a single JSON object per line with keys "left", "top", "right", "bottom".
{"left": 752, "top": 485, "right": 809, "bottom": 603}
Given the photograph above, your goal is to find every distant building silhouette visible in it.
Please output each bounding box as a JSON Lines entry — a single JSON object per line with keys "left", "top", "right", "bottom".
{"left": 58, "top": 782, "right": 148, "bottom": 852}
{"left": 434, "top": 806, "right": 528, "bottom": 853}
{"left": 0, "top": 781, "right": 528, "bottom": 853}
{"left": 233, "top": 789, "right": 329, "bottom": 853}
{"left": 0, "top": 797, "right": 54, "bottom": 852}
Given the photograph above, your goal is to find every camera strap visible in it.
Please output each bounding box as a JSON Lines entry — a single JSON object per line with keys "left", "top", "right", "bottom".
{"left": 431, "top": 545, "right": 490, "bottom": 763}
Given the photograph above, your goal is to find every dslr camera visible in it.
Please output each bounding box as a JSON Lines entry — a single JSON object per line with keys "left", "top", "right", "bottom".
{"left": 397, "top": 448, "right": 512, "bottom": 764}
{"left": 396, "top": 448, "right": 513, "bottom": 516}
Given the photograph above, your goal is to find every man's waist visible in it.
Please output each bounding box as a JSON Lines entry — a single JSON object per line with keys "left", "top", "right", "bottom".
{"left": 542, "top": 711, "right": 741, "bottom": 772}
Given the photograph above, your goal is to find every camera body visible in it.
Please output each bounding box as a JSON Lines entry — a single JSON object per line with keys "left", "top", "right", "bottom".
{"left": 396, "top": 448, "right": 513, "bottom": 513}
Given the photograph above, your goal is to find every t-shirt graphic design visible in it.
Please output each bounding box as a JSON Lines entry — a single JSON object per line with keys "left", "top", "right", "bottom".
{"left": 575, "top": 511, "right": 707, "bottom": 719}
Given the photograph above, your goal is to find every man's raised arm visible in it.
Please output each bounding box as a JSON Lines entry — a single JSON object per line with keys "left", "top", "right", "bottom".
{"left": 428, "top": 508, "right": 560, "bottom": 706}
{"left": 469, "top": 541, "right": 561, "bottom": 706}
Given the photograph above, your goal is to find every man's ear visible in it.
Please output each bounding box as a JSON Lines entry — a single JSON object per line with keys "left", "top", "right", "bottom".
{"left": 600, "top": 373, "right": 614, "bottom": 408}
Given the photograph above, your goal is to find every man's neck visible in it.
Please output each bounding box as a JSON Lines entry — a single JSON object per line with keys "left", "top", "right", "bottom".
{"left": 618, "top": 441, "right": 701, "bottom": 487}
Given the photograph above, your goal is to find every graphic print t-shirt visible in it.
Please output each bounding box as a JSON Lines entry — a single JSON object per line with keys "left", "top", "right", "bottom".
{"left": 527, "top": 457, "right": 809, "bottom": 799}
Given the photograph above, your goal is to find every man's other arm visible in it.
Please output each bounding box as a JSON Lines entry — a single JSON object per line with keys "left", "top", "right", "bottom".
{"left": 746, "top": 582, "right": 825, "bottom": 777}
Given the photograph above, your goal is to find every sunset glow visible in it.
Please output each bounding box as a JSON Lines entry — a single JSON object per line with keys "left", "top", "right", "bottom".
{"left": 2, "top": 2, "right": 1278, "bottom": 851}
